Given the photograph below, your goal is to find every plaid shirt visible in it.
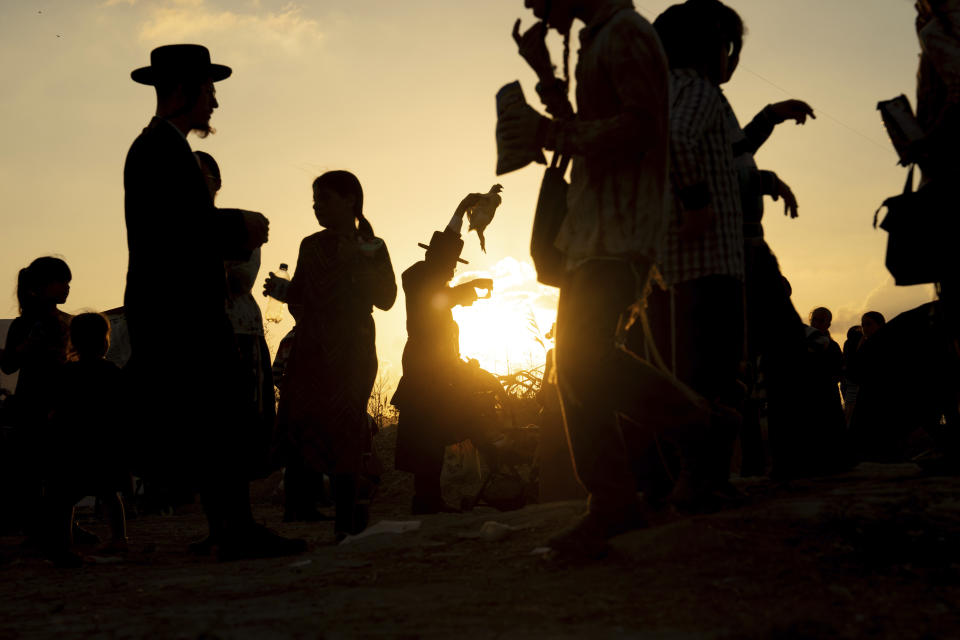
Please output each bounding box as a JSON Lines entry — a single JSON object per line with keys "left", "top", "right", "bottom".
{"left": 551, "top": 1, "right": 670, "bottom": 268}
{"left": 660, "top": 69, "right": 744, "bottom": 285}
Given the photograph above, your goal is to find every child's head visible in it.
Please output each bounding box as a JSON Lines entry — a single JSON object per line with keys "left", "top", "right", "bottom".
{"left": 809, "top": 306, "right": 833, "bottom": 333}
{"left": 312, "top": 170, "right": 374, "bottom": 239}
{"left": 194, "top": 150, "right": 222, "bottom": 201}
{"left": 846, "top": 325, "right": 863, "bottom": 341}
{"left": 861, "top": 311, "right": 886, "bottom": 339}
{"left": 17, "top": 256, "right": 72, "bottom": 315}
{"left": 70, "top": 313, "right": 111, "bottom": 360}
{"left": 655, "top": 0, "right": 744, "bottom": 84}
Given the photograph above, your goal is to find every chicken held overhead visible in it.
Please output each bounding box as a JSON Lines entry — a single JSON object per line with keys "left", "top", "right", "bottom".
{"left": 464, "top": 184, "right": 503, "bottom": 253}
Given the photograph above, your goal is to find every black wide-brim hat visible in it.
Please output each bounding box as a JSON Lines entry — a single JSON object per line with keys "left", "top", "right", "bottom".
{"left": 132, "top": 44, "right": 231, "bottom": 86}
{"left": 419, "top": 230, "right": 468, "bottom": 265}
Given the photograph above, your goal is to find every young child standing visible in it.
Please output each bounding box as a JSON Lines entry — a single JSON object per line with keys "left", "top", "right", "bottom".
{"left": 264, "top": 170, "right": 397, "bottom": 538}
{"left": 45, "top": 313, "right": 131, "bottom": 566}
{"left": 651, "top": 1, "right": 748, "bottom": 508}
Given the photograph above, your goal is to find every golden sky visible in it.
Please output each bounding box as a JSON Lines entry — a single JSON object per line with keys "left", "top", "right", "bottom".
{"left": 0, "top": 0, "right": 934, "bottom": 381}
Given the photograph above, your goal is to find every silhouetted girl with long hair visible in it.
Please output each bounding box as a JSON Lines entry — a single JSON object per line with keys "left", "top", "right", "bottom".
{"left": 2, "top": 257, "right": 73, "bottom": 393}
{"left": 265, "top": 171, "right": 396, "bottom": 539}
{"left": 0, "top": 257, "right": 73, "bottom": 547}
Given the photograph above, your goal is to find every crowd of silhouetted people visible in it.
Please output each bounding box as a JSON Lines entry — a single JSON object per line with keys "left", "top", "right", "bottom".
{"left": 3, "top": 0, "right": 960, "bottom": 566}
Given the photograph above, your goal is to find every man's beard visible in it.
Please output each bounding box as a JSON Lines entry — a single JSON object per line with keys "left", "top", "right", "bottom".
{"left": 192, "top": 124, "right": 215, "bottom": 139}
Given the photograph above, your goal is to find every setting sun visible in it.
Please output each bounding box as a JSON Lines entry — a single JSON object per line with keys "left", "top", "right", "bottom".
{"left": 452, "top": 258, "right": 557, "bottom": 375}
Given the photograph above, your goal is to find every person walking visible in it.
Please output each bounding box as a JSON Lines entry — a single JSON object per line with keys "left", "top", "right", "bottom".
{"left": 501, "top": 0, "right": 710, "bottom": 558}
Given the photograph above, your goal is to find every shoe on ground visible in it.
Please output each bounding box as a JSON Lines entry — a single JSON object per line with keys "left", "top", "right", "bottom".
{"left": 739, "top": 464, "right": 765, "bottom": 478}
{"left": 670, "top": 488, "right": 742, "bottom": 515}
{"left": 712, "top": 479, "right": 744, "bottom": 501}
{"left": 217, "top": 525, "right": 306, "bottom": 562}
{"left": 188, "top": 535, "right": 216, "bottom": 556}
{"left": 669, "top": 474, "right": 744, "bottom": 514}
{"left": 913, "top": 448, "right": 960, "bottom": 475}
{"left": 354, "top": 500, "right": 370, "bottom": 532}
{"left": 334, "top": 502, "right": 371, "bottom": 541}
{"left": 546, "top": 505, "right": 647, "bottom": 560}
{"left": 72, "top": 524, "right": 100, "bottom": 545}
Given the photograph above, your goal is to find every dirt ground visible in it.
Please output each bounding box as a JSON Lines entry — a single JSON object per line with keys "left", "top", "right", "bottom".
{"left": 2, "top": 426, "right": 960, "bottom": 639}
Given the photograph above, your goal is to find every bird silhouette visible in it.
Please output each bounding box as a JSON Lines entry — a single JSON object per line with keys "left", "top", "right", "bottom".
{"left": 464, "top": 184, "right": 503, "bottom": 253}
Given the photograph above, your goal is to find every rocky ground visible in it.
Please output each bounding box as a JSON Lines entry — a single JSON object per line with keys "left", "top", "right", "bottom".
{"left": 2, "top": 426, "right": 959, "bottom": 639}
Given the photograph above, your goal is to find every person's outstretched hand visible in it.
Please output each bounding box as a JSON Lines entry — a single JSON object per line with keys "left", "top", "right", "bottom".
{"left": 513, "top": 19, "right": 553, "bottom": 80}
{"left": 768, "top": 100, "right": 815, "bottom": 125}
{"left": 243, "top": 211, "right": 270, "bottom": 248}
{"left": 469, "top": 278, "right": 494, "bottom": 298}
{"left": 453, "top": 282, "right": 480, "bottom": 307}
{"left": 454, "top": 193, "right": 485, "bottom": 220}
{"left": 773, "top": 178, "right": 799, "bottom": 218}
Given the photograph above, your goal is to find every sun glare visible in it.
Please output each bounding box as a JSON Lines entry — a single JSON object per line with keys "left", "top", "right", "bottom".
{"left": 452, "top": 258, "right": 558, "bottom": 376}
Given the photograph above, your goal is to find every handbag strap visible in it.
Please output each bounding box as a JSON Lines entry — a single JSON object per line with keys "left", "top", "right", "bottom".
{"left": 903, "top": 164, "right": 916, "bottom": 195}
{"left": 874, "top": 164, "right": 916, "bottom": 229}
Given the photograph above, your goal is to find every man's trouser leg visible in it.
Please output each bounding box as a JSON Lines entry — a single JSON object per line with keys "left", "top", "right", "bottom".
{"left": 196, "top": 394, "right": 254, "bottom": 539}
{"left": 670, "top": 276, "right": 744, "bottom": 406}
{"left": 555, "top": 260, "right": 648, "bottom": 520}
{"left": 644, "top": 276, "right": 744, "bottom": 493}
{"left": 677, "top": 276, "right": 745, "bottom": 486}
{"left": 332, "top": 473, "right": 361, "bottom": 537}
{"left": 283, "top": 453, "right": 319, "bottom": 517}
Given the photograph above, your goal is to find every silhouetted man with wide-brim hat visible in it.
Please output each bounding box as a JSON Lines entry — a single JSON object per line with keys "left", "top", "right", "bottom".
{"left": 123, "top": 43, "right": 304, "bottom": 561}
{"left": 392, "top": 202, "right": 497, "bottom": 514}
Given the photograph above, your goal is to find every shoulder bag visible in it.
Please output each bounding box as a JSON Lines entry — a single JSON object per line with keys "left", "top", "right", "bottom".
{"left": 530, "top": 151, "right": 571, "bottom": 287}
{"left": 874, "top": 165, "right": 952, "bottom": 286}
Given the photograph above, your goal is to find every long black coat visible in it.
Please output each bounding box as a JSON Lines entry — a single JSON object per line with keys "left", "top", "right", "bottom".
{"left": 123, "top": 117, "right": 250, "bottom": 479}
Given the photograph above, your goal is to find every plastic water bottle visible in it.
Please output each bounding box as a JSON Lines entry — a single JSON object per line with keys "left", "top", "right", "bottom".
{"left": 265, "top": 263, "right": 289, "bottom": 324}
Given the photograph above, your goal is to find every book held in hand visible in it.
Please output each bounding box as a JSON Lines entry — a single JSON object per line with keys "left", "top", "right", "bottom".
{"left": 495, "top": 81, "right": 546, "bottom": 175}
{"left": 877, "top": 95, "right": 925, "bottom": 165}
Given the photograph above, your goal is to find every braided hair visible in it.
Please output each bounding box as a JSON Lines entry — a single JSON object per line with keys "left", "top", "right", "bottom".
{"left": 561, "top": 30, "right": 570, "bottom": 92}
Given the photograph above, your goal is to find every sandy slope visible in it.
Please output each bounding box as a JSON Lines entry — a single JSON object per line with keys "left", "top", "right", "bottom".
{"left": 2, "top": 431, "right": 959, "bottom": 639}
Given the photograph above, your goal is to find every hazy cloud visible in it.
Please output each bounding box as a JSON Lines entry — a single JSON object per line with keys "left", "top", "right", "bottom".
{"left": 127, "top": 1, "right": 322, "bottom": 56}
{"left": 452, "top": 257, "right": 557, "bottom": 373}
{"left": 454, "top": 256, "right": 559, "bottom": 311}
{"left": 833, "top": 277, "right": 935, "bottom": 334}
